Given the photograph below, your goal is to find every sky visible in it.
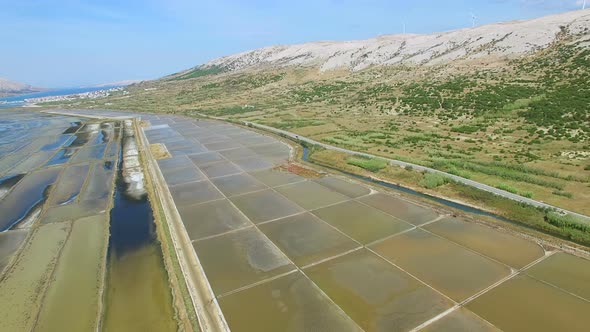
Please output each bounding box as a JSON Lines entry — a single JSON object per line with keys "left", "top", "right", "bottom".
{"left": 0, "top": 0, "right": 586, "bottom": 87}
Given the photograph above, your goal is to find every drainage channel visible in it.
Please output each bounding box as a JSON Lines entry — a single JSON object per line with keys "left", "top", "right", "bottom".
{"left": 101, "top": 120, "right": 177, "bottom": 331}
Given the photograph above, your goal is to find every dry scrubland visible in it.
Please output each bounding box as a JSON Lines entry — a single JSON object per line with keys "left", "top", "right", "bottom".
{"left": 51, "top": 36, "right": 590, "bottom": 245}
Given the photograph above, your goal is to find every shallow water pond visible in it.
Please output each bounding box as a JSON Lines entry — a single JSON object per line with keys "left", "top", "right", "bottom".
{"left": 0, "top": 167, "right": 62, "bottom": 230}
{"left": 44, "top": 147, "right": 79, "bottom": 166}
{"left": 230, "top": 189, "right": 305, "bottom": 223}
{"left": 10, "top": 150, "right": 56, "bottom": 173}
{"left": 162, "top": 166, "right": 204, "bottom": 186}
{"left": 526, "top": 252, "right": 590, "bottom": 301}
{"left": 34, "top": 215, "right": 108, "bottom": 331}
{"left": 187, "top": 151, "right": 224, "bottom": 167}
{"left": 313, "top": 200, "right": 412, "bottom": 244}
{"left": 305, "top": 249, "right": 453, "bottom": 331}
{"left": 50, "top": 163, "right": 90, "bottom": 205}
{"left": 0, "top": 229, "right": 28, "bottom": 273}
{"left": 249, "top": 168, "right": 304, "bottom": 187}
{"left": 422, "top": 308, "right": 499, "bottom": 332}
{"left": 194, "top": 227, "right": 295, "bottom": 295}
{"left": 199, "top": 160, "right": 242, "bottom": 178}
{"left": 0, "top": 223, "right": 70, "bottom": 331}
{"left": 0, "top": 173, "right": 25, "bottom": 199}
{"left": 314, "top": 176, "right": 371, "bottom": 198}
{"left": 370, "top": 229, "right": 511, "bottom": 301}
{"left": 169, "top": 180, "right": 224, "bottom": 207}
{"left": 358, "top": 193, "right": 439, "bottom": 225}
{"left": 211, "top": 172, "right": 266, "bottom": 197}
{"left": 259, "top": 212, "right": 360, "bottom": 267}
{"left": 178, "top": 199, "right": 251, "bottom": 239}
{"left": 81, "top": 161, "right": 115, "bottom": 201}
{"left": 467, "top": 274, "right": 590, "bottom": 332}
{"left": 425, "top": 217, "right": 544, "bottom": 269}
{"left": 42, "top": 196, "right": 108, "bottom": 224}
{"left": 219, "top": 271, "right": 362, "bottom": 332}
{"left": 275, "top": 180, "right": 349, "bottom": 210}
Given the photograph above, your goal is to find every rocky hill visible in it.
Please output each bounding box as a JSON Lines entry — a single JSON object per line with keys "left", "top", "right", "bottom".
{"left": 186, "top": 9, "right": 590, "bottom": 74}
{"left": 0, "top": 78, "right": 43, "bottom": 97}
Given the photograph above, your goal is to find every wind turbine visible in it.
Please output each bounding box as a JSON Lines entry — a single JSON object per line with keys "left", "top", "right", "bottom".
{"left": 403, "top": 21, "right": 406, "bottom": 34}
{"left": 583, "top": 0, "right": 587, "bottom": 10}
{"left": 470, "top": 12, "right": 478, "bottom": 27}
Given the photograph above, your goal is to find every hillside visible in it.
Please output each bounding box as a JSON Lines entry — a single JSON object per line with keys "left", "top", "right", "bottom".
{"left": 0, "top": 78, "right": 43, "bottom": 97}
{"left": 50, "top": 10, "right": 590, "bottom": 217}
{"left": 173, "top": 9, "right": 590, "bottom": 76}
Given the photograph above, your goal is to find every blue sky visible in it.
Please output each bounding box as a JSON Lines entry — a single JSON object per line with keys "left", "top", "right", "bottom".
{"left": 0, "top": 0, "right": 585, "bottom": 87}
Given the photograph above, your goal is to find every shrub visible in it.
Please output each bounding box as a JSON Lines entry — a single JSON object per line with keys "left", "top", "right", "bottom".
{"left": 552, "top": 191, "right": 573, "bottom": 198}
{"left": 451, "top": 125, "right": 482, "bottom": 134}
{"left": 347, "top": 156, "right": 388, "bottom": 172}
{"left": 496, "top": 183, "right": 519, "bottom": 194}
{"left": 420, "top": 172, "right": 450, "bottom": 189}
{"left": 545, "top": 212, "right": 590, "bottom": 234}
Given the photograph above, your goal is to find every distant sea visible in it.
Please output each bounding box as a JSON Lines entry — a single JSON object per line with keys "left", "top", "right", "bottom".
{"left": 0, "top": 86, "right": 121, "bottom": 108}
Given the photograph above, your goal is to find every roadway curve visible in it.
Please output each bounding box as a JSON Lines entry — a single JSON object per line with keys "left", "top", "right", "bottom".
{"left": 199, "top": 113, "right": 590, "bottom": 222}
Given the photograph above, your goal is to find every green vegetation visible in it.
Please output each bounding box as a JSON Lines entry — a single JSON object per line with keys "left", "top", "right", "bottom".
{"left": 170, "top": 66, "right": 224, "bottom": 81}
{"left": 496, "top": 183, "right": 519, "bottom": 194}
{"left": 544, "top": 212, "right": 590, "bottom": 243}
{"left": 420, "top": 173, "right": 451, "bottom": 189}
{"left": 198, "top": 106, "right": 257, "bottom": 117}
{"left": 263, "top": 118, "right": 326, "bottom": 130}
{"left": 433, "top": 159, "right": 565, "bottom": 190}
{"left": 451, "top": 125, "right": 484, "bottom": 134}
{"left": 496, "top": 183, "right": 534, "bottom": 198}
{"left": 553, "top": 190, "right": 574, "bottom": 198}
{"left": 346, "top": 156, "right": 388, "bottom": 172}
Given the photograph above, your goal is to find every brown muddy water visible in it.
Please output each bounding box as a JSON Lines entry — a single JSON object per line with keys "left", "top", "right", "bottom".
{"left": 305, "top": 249, "right": 453, "bottom": 331}
{"left": 259, "top": 212, "right": 360, "bottom": 267}
{"left": 0, "top": 229, "right": 28, "bottom": 273}
{"left": 194, "top": 227, "right": 295, "bottom": 295}
{"left": 424, "top": 217, "right": 545, "bottom": 269}
{"left": 467, "top": 274, "right": 590, "bottom": 331}
{"left": 219, "top": 271, "right": 362, "bottom": 332}
{"left": 313, "top": 200, "right": 413, "bottom": 244}
{"left": 525, "top": 252, "right": 590, "bottom": 301}
{"left": 422, "top": 308, "right": 499, "bottom": 332}
{"left": 370, "top": 228, "right": 511, "bottom": 301}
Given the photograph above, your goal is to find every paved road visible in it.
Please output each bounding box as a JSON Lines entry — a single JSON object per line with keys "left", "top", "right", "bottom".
{"left": 198, "top": 113, "right": 590, "bottom": 222}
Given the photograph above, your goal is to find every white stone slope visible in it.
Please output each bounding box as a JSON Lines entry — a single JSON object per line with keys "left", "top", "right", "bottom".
{"left": 201, "top": 9, "right": 590, "bottom": 72}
